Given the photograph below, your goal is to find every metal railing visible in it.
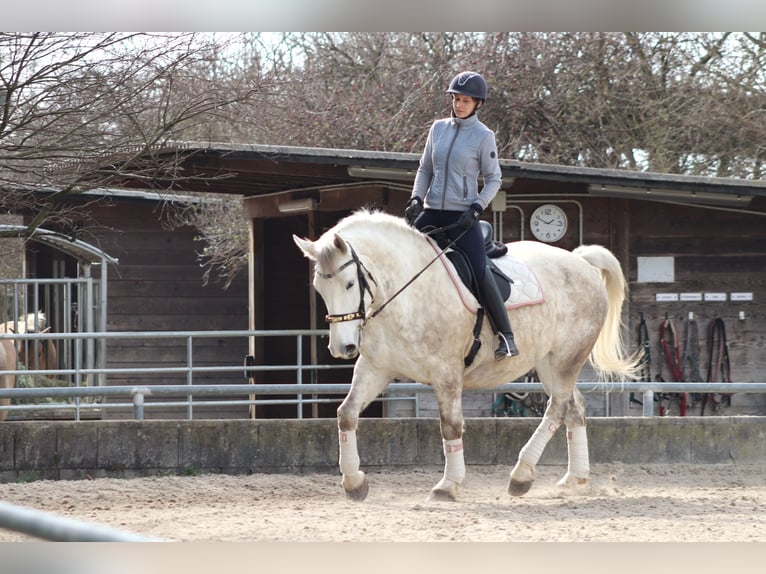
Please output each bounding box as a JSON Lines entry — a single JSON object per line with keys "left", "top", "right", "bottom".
{"left": 0, "top": 501, "right": 164, "bottom": 541}
{"left": 0, "top": 329, "right": 762, "bottom": 420}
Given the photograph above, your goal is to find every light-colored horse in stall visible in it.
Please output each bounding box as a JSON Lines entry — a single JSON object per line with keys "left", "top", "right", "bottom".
{"left": 0, "top": 333, "right": 16, "bottom": 422}
{"left": 294, "top": 210, "right": 641, "bottom": 502}
{"left": 0, "top": 312, "right": 57, "bottom": 421}
{"left": 9, "top": 312, "right": 57, "bottom": 375}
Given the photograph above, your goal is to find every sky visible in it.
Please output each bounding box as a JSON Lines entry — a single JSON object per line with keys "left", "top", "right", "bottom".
{"left": 5, "top": 0, "right": 765, "bottom": 31}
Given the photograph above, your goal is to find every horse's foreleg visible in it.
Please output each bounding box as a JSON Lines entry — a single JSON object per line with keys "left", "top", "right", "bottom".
{"left": 336, "top": 358, "right": 391, "bottom": 502}
{"left": 429, "top": 382, "right": 465, "bottom": 502}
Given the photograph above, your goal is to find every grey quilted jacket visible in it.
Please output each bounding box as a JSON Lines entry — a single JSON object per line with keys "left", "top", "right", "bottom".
{"left": 411, "top": 113, "right": 502, "bottom": 212}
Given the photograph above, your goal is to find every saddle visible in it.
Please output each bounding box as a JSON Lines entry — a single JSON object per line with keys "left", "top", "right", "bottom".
{"left": 435, "top": 220, "right": 513, "bottom": 301}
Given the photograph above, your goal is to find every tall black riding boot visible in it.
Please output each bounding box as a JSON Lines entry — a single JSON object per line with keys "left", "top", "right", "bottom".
{"left": 478, "top": 267, "right": 519, "bottom": 359}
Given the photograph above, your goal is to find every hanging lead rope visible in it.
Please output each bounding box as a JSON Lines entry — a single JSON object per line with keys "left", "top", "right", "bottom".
{"left": 632, "top": 313, "right": 651, "bottom": 407}
{"left": 681, "top": 314, "right": 703, "bottom": 411}
{"left": 659, "top": 316, "right": 686, "bottom": 416}
{"left": 703, "top": 317, "right": 732, "bottom": 414}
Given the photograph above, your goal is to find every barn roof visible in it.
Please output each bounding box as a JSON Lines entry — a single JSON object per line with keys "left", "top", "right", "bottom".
{"left": 0, "top": 224, "right": 119, "bottom": 266}
{"left": 153, "top": 142, "right": 766, "bottom": 213}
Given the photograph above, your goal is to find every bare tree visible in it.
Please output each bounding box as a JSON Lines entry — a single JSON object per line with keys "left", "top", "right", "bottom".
{"left": 0, "top": 32, "right": 268, "bottom": 238}
{"left": 176, "top": 32, "right": 766, "bottom": 288}
{"left": 244, "top": 32, "right": 766, "bottom": 179}
{"left": 7, "top": 33, "right": 763, "bottom": 288}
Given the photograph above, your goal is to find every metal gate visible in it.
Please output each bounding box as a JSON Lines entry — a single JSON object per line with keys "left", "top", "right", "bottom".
{"left": 0, "top": 277, "right": 106, "bottom": 388}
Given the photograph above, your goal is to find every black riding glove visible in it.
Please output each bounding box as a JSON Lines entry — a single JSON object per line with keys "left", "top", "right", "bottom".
{"left": 456, "top": 203, "right": 483, "bottom": 230}
{"left": 404, "top": 196, "right": 423, "bottom": 225}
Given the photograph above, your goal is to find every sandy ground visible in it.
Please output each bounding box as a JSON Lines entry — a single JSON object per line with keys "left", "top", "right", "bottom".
{"left": 0, "top": 463, "right": 764, "bottom": 542}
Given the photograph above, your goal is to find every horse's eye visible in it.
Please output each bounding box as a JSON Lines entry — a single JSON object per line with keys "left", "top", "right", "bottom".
{"left": 345, "top": 280, "right": 355, "bottom": 290}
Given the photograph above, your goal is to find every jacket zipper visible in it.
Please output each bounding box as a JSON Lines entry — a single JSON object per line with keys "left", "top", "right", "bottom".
{"left": 440, "top": 121, "right": 461, "bottom": 210}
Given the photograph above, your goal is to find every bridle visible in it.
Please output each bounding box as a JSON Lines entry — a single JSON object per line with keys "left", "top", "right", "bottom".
{"left": 317, "top": 244, "right": 377, "bottom": 324}
{"left": 318, "top": 223, "right": 468, "bottom": 325}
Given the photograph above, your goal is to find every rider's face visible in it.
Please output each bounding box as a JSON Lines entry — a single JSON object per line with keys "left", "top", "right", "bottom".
{"left": 452, "top": 94, "right": 480, "bottom": 119}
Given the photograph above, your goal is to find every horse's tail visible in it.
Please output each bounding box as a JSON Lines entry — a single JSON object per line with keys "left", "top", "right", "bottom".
{"left": 573, "top": 244, "right": 643, "bottom": 381}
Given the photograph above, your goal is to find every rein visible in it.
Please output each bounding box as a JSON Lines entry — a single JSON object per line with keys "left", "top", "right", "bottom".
{"left": 368, "top": 223, "right": 468, "bottom": 320}
{"left": 321, "top": 223, "right": 468, "bottom": 324}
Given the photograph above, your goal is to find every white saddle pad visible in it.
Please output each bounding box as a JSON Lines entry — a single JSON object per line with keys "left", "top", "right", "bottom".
{"left": 427, "top": 238, "right": 545, "bottom": 312}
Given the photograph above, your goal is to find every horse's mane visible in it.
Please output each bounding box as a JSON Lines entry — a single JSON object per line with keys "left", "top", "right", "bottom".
{"left": 314, "top": 209, "right": 422, "bottom": 269}
{"left": 333, "top": 208, "right": 414, "bottom": 236}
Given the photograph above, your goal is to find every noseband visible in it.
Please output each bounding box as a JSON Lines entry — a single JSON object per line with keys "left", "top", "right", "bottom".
{"left": 318, "top": 243, "right": 377, "bottom": 324}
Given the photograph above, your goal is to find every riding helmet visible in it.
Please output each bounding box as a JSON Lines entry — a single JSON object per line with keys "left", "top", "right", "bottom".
{"left": 445, "top": 71, "right": 488, "bottom": 101}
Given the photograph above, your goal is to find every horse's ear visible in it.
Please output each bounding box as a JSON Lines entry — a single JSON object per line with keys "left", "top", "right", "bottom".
{"left": 293, "top": 234, "right": 317, "bottom": 260}
{"left": 332, "top": 233, "right": 348, "bottom": 254}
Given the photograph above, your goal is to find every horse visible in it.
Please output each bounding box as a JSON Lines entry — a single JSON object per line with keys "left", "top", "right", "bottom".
{"left": 0, "top": 335, "right": 16, "bottom": 422}
{"left": 5, "top": 312, "right": 58, "bottom": 376}
{"left": 294, "top": 209, "right": 641, "bottom": 502}
{"left": 0, "top": 312, "right": 58, "bottom": 421}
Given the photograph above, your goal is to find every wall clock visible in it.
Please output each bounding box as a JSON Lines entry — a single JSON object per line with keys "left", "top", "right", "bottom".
{"left": 530, "top": 204, "right": 568, "bottom": 243}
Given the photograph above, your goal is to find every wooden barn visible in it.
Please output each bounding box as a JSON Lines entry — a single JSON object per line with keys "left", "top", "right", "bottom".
{"left": 3, "top": 189, "right": 250, "bottom": 419}
{"left": 160, "top": 143, "right": 766, "bottom": 418}
{"left": 5, "top": 142, "right": 766, "bottom": 419}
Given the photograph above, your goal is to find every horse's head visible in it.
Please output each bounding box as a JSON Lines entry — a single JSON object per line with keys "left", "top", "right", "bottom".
{"left": 4, "top": 311, "right": 50, "bottom": 334}
{"left": 26, "top": 311, "right": 49, "bottom": 334}
{"left": 293, "top": 232, "right": 374, "bottom": 360}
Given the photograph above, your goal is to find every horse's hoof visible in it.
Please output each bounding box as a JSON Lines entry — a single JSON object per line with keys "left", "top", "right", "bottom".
{"left": 427, "top": 477, "right": 459, "bottom": 501}
{"left": 508, "top": 478, "right": 533, "bottom": 497}
{"left": 556, "top": 474, "right": 590, "bottom": 491}
{"left": 344, "top": 478, "right": 369, "bottom": 502}
{"left": 427, "top": 487, "right": 457, "bottom": 502}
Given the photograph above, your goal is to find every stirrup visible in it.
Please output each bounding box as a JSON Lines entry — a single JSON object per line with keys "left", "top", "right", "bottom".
{"left": 495, "top": 332, "right": 519, "bottom": 359}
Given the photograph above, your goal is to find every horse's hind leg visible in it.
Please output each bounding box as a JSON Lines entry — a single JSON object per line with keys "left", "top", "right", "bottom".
{"left": 555, "top": 386, "right": 590, "bottom": 490}
{"left": 336, "top": 358, "right": 391, "bottom": 502}
{"left": 508, "top": 372, "right": 589, "bottom": 496}
{"left": 508, "top": 408, "right": 560, "bottom": 496}
{"left": 429, "top": 380, "right": 465, "bottom": 502}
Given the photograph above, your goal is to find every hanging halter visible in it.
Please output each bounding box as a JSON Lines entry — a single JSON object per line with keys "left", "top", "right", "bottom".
{"left": 318, "top": 244, "right": 377, "bottom": 324}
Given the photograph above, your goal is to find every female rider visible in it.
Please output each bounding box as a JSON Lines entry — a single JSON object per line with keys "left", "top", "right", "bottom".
{"left": 404, "top": 71, "right": 518, "bottom": 359}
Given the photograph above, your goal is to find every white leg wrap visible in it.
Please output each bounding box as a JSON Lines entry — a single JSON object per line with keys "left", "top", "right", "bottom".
{"left": 566, "top": 426, "right": 589, "bottom": 478}
{"left": 519, "top": 417, "right": 560, "bottom": 466}
{"left": 443, "top": 438, "right": 466, "bottom": 484}
{"left": 339, "top": 430, "right": 360, "bottom": 476}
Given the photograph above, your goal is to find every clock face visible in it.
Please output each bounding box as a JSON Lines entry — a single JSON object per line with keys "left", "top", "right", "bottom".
{"left": 530, "top": 204, "right": 568, "bottom": 243}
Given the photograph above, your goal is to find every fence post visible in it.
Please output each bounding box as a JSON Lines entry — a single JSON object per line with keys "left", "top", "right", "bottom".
{"left": 642, "top": 390, "right": 654, "bottom": 417}
{"left": 132, "top": 389, "right": 145, "bottom": 420}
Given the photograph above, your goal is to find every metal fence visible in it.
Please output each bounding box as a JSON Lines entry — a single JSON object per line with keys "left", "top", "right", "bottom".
{"left": 0, "top": 329, "right": 762, "bottom": 420}
{"left": 1, "top": 277, "right": 106, "bottom": 387}
{"left": 0, "top": 501, "right": 164, "bottom": 541}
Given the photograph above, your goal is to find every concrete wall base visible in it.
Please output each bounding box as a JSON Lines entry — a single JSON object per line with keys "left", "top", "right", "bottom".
{"left": 1, "top": 416, "right": 764, "bottom": 482}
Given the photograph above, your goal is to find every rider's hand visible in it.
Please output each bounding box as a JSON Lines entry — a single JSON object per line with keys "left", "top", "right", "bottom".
{"left": 404, "top": 196, "right": 423, "bottom": 226}
{"left": 456, "top": 203, "right": 483, "bottom": 230}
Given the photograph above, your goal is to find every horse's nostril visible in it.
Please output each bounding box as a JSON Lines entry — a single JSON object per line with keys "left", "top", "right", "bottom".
{"left": 344, "top": 344, "right": 357, "bottom": 356}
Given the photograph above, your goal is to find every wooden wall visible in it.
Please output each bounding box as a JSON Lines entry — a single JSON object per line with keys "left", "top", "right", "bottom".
{"left": 71, "top": 199, "right": 250, "bottom": 419}
{"left": 624, "top": 200, "right": 766, "bottom": 416}
{"left": 499, "top": 196, "right": 765, "bottom": 416}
